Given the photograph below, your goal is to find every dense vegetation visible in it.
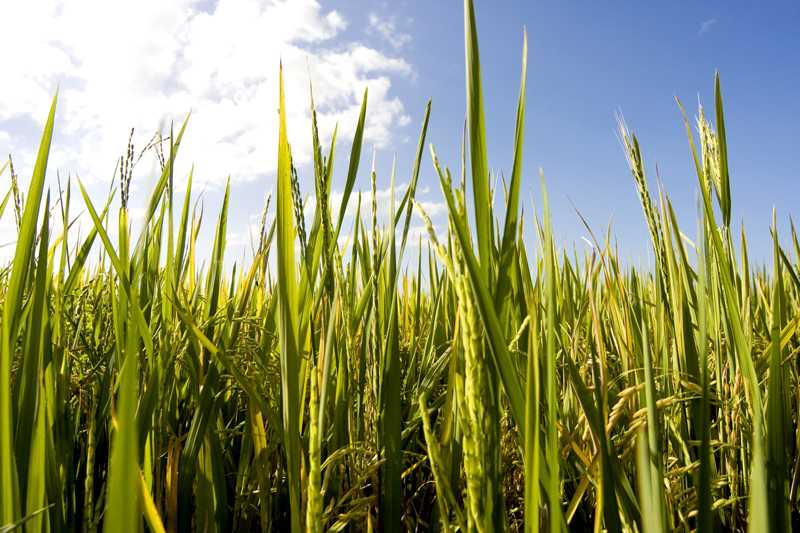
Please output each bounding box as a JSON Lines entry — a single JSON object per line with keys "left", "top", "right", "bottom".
{"left": 1, "top": 1, "right": 798, "bottom": 532}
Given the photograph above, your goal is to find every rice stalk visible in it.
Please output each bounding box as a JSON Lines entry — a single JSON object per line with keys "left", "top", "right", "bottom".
{"left": 0, "top": 6, "right": 795, "bottom": 533}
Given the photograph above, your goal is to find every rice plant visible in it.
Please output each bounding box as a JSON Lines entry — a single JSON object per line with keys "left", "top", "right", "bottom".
{"left": 1, "top": 1, "right": 799, "bottom": 531}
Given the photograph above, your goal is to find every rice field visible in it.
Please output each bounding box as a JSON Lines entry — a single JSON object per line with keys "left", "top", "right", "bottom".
{"left": 1, "top": 1, "right": 798, "bottom": 532}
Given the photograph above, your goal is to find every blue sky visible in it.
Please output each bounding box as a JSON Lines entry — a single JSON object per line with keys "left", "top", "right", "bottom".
{"left": 1, "top": 0, "right": 798, "bottom": 269}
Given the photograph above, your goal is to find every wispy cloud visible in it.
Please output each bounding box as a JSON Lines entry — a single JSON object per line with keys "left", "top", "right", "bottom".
{"left": 0, "top": 0, "right": 414, "bottom": 193}
{"left": 368, "top": 13, "right": 412, "bottom": 51}
{"left": 698, "top": 18, "right": 716, "bottom": 37}
{"left": 0, "top": 0, "right": 420, "bottom": 264}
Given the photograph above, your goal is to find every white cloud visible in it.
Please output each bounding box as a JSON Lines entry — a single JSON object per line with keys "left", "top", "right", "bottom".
{"left": 368, "top": 14, "right": 412, "bottom": 51}
{"left": 0, "top": 0, "right": 414, "bottom": 195}
{"left": 698, "top": 18, "right": 716, "bottom": 37}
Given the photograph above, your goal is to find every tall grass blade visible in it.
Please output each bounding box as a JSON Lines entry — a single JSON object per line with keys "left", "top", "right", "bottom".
{"left": 276, "top": 61, "right": 302, "bottom": 533}
{"left": 464, "top": 0, "right": 493, "bottom": 283}
{"left": 696, "top": 193, "right": 712, "bottom": 533}
{"left": 542, "top": 176, "right": 568, "bottom": 532}
{"left": 20, "top": 194, "right": 50, "bottom": 533}
{"left": 380, "top": 156, "right": 402, "bottom": 533}
{"left": 333, "top": 89, "right": 367, "bottom": 242}
{"left": 496, "top": 29, "right": 527, "bottom": 320}
{"left": 0, "top": 90, "right": 57, "bottom": 526}
{"left": 766, "top": 209, "right": 790, "bottom": 531}
{"left": 524, "top": 305, "right": 539, "bottom": 533}
{"left": 104, "top": 280, "right": 140, "bottom": 531}
{"left": 714, "top": 71, "right": 731, "bottom": 227}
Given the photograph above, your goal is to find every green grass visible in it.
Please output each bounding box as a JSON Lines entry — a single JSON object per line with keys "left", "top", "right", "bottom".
{"left": 1, "top": 1, "right": 799, "bottom": 531}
